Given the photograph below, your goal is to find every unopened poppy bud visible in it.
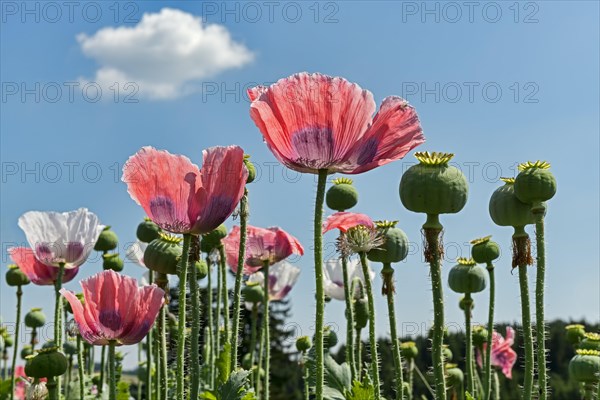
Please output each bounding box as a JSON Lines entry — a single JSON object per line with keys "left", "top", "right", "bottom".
{"left": 445, "top": 363, "right": 464, "bottom": 387}
{"left": 194, "top": 260, "right": 208, "bottom": 280}
{"left": 5, "top": 264, "right": 30, "bottom": 287}
{"left": 400, "top": 341, "right": 418, "bottom": 360}
{"left": 470, "top": 236, "right": 500, "bottom": 265}
{"left": 94, "top": 226, "right": 119, "bottom": 252}
{"left": 63, "top": 340, "right": 77, "bottom": 356}
{"left": 3, "top": 334, "right": 13, "bottom": 348}
{"left": 326, "top": 178, "right": 358, "bottom": 211}
{"left": 242, "top": 283, "right": 264, "bottom": 303}
{"left": 323, "top": 327, "right": 338, "bottom": 349}
{"left": 296, "top": 336, "right": 312, "bottom": 352}
{"left": 25, "top": 308, "right": 46, "bottom": 329}
{"left": 569, "top": 349, "right": 600, "bottom": 383}
{"left": 26, "top": 347, "right": 68, "bottom": 379}
{"left": 565, "top": 324, "right": 587, "bottom": 346}
{"left": 201, "top": 225, "right": 228, "bottom": 253}
{"left": 102, "top": 253, "right": 124, "bottom": 272}
{"left": 472, "top": 326, "right": 488, "bottom": 348}
{"left": 442, "top": 345, "right": 453, "bottom": 362}
{"left": 144, "top": 233, "right": 183, "bottom": 275}
{"left": 244, "top": 154, "right": 256, "bottom": 183}
{"left": 241, "top": 353, "right": 253, "bottom": 370}
{"left": 136, "top": 218, "right": 161, "bottom": 243}
{"left": 354, "top": 297, "right": 369, "bottom": 330}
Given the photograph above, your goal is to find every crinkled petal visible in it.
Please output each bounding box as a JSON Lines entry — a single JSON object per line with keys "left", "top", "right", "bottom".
{"left": 322, "top": 212, "right": 374, "bottom": 233}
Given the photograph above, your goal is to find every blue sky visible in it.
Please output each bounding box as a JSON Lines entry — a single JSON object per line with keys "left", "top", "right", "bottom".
{"left": 1, "top": 1, "right": 599, "bottom": 368}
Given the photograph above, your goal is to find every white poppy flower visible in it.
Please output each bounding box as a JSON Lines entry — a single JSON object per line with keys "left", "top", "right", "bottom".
{"left": 125, "top": 240, "right": 147, "bottom": 267}
{"left": 245, "top": 260, "right": 300, "bottom": 309}
{"left": 323, "top": 257, "right": 375, "bottom": 301}
{"left": 18, "top": 208, "right": 104, "bottom": 269}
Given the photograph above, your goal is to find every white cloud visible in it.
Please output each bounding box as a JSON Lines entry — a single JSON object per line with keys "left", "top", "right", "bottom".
{"left": 77, "top": 8, "right": 254, "bottom": 100}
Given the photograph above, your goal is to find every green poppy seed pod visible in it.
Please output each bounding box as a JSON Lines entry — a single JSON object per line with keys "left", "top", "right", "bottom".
{"left": 565, "top": 324, "right": 587, "bottom": 346}
{"left": 94, "top": 226, "right": 119, "bottom": 252}
{"left": 63, "top": 340, "right": 77, "bottom": 356}
{"left": 65, "top": 293, "right": 85, "bottom": 315}
{"left": 400, "top": 341, "right": 419, "bottom": 360}
{"left": 26, "top": 347, "right": 68, "bottom": 379}
{"left": 367, "top": 221, "right": 409, "bottom": 264}
{"left": 448, "top": 258, "right": 487, "bottom": 294}
{"left": 459, "top": 296, "right": 474, "bottom": 312}
{"left": 242, "top": 284, "right": 264, "bottom": 303}
{"left": 472, "top": 326, "right": 489, "bottom": 348}
{"left": 400, "top": 152, "right": 468, "bottom": 217}
{"left": 296, "top": 336, "right": 312, "bottom": 353}
{"left": 200, "top": 225, "right": 228, "bottom": 253}
{"left": 144, "top": 233, "right": 183, "bottom": 275}
{"left": 569, "top": 350, "right": 600, "bottom": 383}
{"left": 241, "top": 353, "right": 253, "bottom": 370}
{"left": 102, "top": 253, "right": 124, "bottom": 272}
{"left": 580, "top": 333, "right": 600, "bottom": 352}
{"left": 470, "top": 236, "right": 500, "bottom": 265}
{"left": 324, "top": 327, "right": 338, "bottom": 349}
{"left": 489, "top": 178, "right": 536, "bottom": 229}
{"left": 326, "top": 177, "right": 359, "bottom": 211}
{"left": 21, "top": 345, "right": 33, "bottom": 360}
{"left": 442, "top": 345, "right": 453, "bottom": 362}
{"left": 41, "top": 341, "right": 56, "bottom": 349}
{"left": 445, "top": 364, "right": 464, "bottom": 387}
{"left": 5, "top": 264, "right": 30, "bottom": 287}
{"left": 244, "top": 154, "right": 256, "bottom": 183}
{"left": 354, "top": 297, "right": 369, "bottom": 330}
{"left": 25, "top": 308, "right": 46, "bottom": 329}
{"left": 194, "top": 259, "right": 208, "bottom": 280}
{"left": 136, "top": 218, "right": 161, "bottom": 243}
{"left": 514, "top": 161, "right": 557, "bottom": 211}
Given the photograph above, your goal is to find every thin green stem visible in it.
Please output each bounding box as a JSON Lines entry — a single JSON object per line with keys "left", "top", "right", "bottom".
{"left": 108, "top": 342, "right": 116, "bottom": 400}
{"left": 66, "top": 355, "right": 72, "bottom": 400}
{"left": 30, "top": 328, "right": 37, "bottom": 352}
{"left": 146, "top": 270, "right": 154, "bottom": 400}
{"left": 413, "top": 363, "right": 435, "bottom": 397}
{"left": 493, "top": 370, "right": 500, "bottom": 400}
{"left": 518, "top": 263, "right": 534, "bottom": 399}
{"left": 231, "top": 190, "right": 248, "bottom": 369}
{"left": 215, "top": 250, "right": 222, "bottom": 358}
{"left": 256, "top": 317, "right": 264, "bottom": 398}
{"left": 314, "top": 169, "right": 328, "bottom": 400}
{"left": 137, "top": 343, "right": 142, "bottom": 400}
{"left": 424, "top": 220, "right": 447, "bottom": 400}
{"left": 263, "top": 260, "right": 271, "bottom": 400}
{"left": 77, "top": 335, "right": 85, "bottom": 399}
{"left": 355, "top": 329, "right": 362, "bottom": 379}
{"left": 47, "top": 377, "right": 58, "bottom": 400}
{"left": 155, "top": 273, "right": 169, "bottom": 400}
{"left": 340, "top": 251, "right": 356, "bottom": 380}
{"left": 9, "top": 286, "right": 22, "bottom": 400}
{"left": 302, "top": 351, "right": 310, "bottom": 400}
{"left": 206, "top": 255, "right": 215, "bottom": 389}
{"left": 463, "top": 293, "right": 474, "bottom": 395}
{"left": 249, "top": 304, "right": 258, "bottom": 388}
{"left": 190, "top": 246, "right": 201, "bottom": 400}
{"left": 219, "top": 245, "right": 230, "bottom": 344}
{"left": 408, "top": 359, "right": 414, "bottom": 400}
{"left": 359, "top": 252, "right": 381, "bottom": 399}
{"left": 154, "top": 323, "right": 160, "bottom": 400}
{"left": 175, "top": 234, "right": 192, "bottom": 400}
{"left": 382, "top": 264, "right": 404, "bottom": 400}
{"left": 99, "top": 345, "right": 106, "bottom": 395}
{"left": 534, "top": 212, "right": 548, "bottom": 400}
{"left": 484, "top": 263, "right": 496, "bottom": 400}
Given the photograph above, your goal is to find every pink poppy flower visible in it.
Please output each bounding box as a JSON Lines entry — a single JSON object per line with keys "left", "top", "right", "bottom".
{"left": 8, "top": 247, "right": 80, "bottom": 286}
{"left": 14, "top": 365, "right": 27, "bottom": 400}
{"left": 477, "top": 327, "right": 518, "bottom": 379}
{"left": 122, "top": 146, "right": 248, "bottom": 235}
{"left": 60, "top": 270, "right": 164, "bottom": 346}
{"left": 322, "top": 212, "right": 374, "bottom": 234}
{"left": 223, "top": 225, "right": 304, "bottom": 275}
{"left": 248, "top": 72, "right": 425, "bottom": 174}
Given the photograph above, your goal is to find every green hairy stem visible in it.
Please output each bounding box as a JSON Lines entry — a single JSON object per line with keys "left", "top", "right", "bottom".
{"left": 484, "top": 262, "right": 496, "bottom": 400}
{"left": 231, "top": 189, "right": 249, "bottom": 369}
{"left": 146, "top": 270, "right": 154, "bottom": 400}
{"left": 77, "top": 336, "right": 85, "bottom": 400}
{"left": 190, "top": 249, "right": 201, "bottom": 400}
{"left": 341, "top": 251, "right": 356, "bottom": 380}
{"left": 518, "top": 263, "right": 534, "bottom": 399}
{"left": 9, "top": 286, "right": 23, "bottom": 400}
{"left": 359, "top": 252, "right": 381, "bottom": 399}
{"left": 108, "top": 342, "right": 116, "bottom": 400}
{"left": 263, "top": 261, "right": 271, "bottom": 400}
{"left": 463, "top": 293, "right": 474, "bottom": 395}
{"left": 219, "top": 245, "right": 230, "bottom": 344}
{"left": 175, "top": 234, "right": 192, "bottom": 399}
{"left": 534, "top": 211, "right": 548, "bottom": 400}
{"left": 382, "top": 263, "right": 404, "bottom": 400}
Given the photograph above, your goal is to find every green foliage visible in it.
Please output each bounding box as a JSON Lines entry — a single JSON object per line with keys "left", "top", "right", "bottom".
{"left": 116, "top": 381, "right": 131, "bottom": 400}
{"left": 201, "top": 370, "right": 256, "bottom": 400}
{"left": 346, "top": 379, "right": 375, "bottom": 400}
{"left": 217, "top": 343, "right": 232, "bottom": 385}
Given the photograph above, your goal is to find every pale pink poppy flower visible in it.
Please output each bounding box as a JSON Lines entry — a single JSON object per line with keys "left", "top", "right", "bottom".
{"left": 60, "top": 270, "right": 164, "bottom": 346}
{"left": 122, "top": 146, "right": 248, "bottom": 235}
{"left": 245, "top": 260, "right": 300, "bottom": 309}
{"left": 17, "top": 208, "right": 104, "bottom": 269}
{"left": 322, "top": 212, "right": 374, "bottom": 234}
{"left": 248, "top": 72, "right": 425, "bottom": 174}
{"left": 477, "top": 327, "right": 518, "bottom": 379}
{"left": 8, "top": 247, "right": 80, "bottom": 286}
{"left": 223, "top": 225, "right": 304, "bottom": 275}
{"left": 125, "top": 240, "right": 147, "bottom": 268}
{"left": 322, "top": 258, "right": 375, "bottom": 301}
